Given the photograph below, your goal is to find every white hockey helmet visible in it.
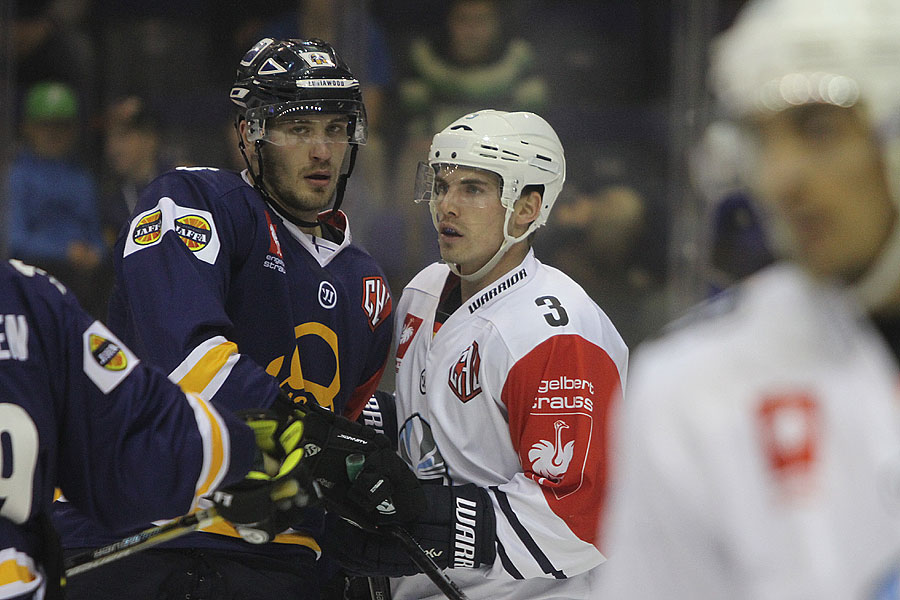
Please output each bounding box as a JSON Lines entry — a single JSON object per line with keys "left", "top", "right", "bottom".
{"left": 710, "top": 0, "right": 900, "bottom": 309}
{"left": 416, "top": 109, "right": 565, "bottom": 280}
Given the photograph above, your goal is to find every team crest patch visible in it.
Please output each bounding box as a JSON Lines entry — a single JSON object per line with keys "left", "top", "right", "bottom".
{"left": 300, "top": 52, "right": 336, "bottom": 67}
{"left": 524, "top": 412, "right": 592, "bottom": 499}
{"left": 448, "top": 341, "right": 482, "bottom": 403}
{"left": 82, "top": 321, "right": 139, "bottom": 394}
{"left": 132, "top": 210, "right": 162, "bottom": 246}
{"left": 174, "top": 215, "right": 212, "bottom": 252}
{"left": 123, "top": 197, "right": 220, "bottom": 265}
{"left": 396, "top": 314, "right": 423, "bottom": 371}
{"left": 362, "top": 276, "right": 391, "bottom": 331}
{"left": 89, "top": 334, "right": 127, "bottom": 371}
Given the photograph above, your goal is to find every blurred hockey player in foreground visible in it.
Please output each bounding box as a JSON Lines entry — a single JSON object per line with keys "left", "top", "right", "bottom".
{"left": 0, "top": 259, "right": 316, "bottom": 599}
{"left": 597, "top": 1, "right": 900, "bottom": 598}
{"left": 324, "top": 110, "right": 628, "bottom": 599}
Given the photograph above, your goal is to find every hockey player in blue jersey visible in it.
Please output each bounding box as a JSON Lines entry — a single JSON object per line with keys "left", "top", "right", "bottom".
{"left": 0, "top": 259, "right": 319, "bottom": 599}
{"left": 54, "top": 38, "right": 410, "bottom": 599}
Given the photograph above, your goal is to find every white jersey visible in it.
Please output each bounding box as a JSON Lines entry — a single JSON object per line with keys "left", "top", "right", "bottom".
{"left": 597, "top": 264, "right": 900, "bottom": 600}
{"left": 392, "top": 250, "right": 628, "bottom": 600}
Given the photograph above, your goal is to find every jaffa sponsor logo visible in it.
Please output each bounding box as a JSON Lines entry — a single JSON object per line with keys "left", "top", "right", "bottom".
{"left": 89, "top": 334, "right": 127, "bottom": 371}
{"left": 175, "top": 215, "right": 212, "bottom": 252}
{"left": 132, "top": 210, "right": 163, "bottom": 246}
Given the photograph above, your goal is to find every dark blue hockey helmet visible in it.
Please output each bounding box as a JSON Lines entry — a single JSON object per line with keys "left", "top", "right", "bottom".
{"left": 230, "top": 38, "right": 367, "bottom": 146}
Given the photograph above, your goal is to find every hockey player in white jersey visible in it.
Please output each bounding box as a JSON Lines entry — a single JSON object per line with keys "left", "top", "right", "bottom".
{"left": 323, "top": 110, "right": 628, "bottom": 599}
{"left": 597, "top": 1, "right": 900, "bottom": 599}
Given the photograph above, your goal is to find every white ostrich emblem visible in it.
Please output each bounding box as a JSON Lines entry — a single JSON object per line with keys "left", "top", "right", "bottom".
{"left": 399, "top": 324, "right": 415, "bottom": 345}
{"left": 529, "top": 419, "right": 574, "bottom": 482}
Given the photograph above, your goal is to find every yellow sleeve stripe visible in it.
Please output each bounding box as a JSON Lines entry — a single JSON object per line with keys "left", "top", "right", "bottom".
{"left": 184, "top": 393, "right": 230, "bottom": 506}
{"left": 174, "top": 337, "right": 240, "bottom": 398}
{"left": 0, "top": 549, "right": 42, "bottom": 597}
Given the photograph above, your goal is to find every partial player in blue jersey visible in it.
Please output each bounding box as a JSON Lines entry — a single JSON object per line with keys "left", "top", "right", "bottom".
{"left": 0, "top": 259, "right": 314, "bottom": 600}
{"left": 54, "top": 38, "right": 406, "bottom": 600}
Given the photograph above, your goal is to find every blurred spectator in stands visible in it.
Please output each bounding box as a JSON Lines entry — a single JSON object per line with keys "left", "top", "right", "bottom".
{"left": 397, "top": 0, "right": 547, "bottom": 139}
{"left": 6, "top": 81, "right": 105, "bottom": 317}
{"left": 93, "top": 96, "right": 173, "bottom": 316}
{"left": 537, "top": 145, "right": 668, "bottom": 346}
{"left": 99, "top": 96, "right": 170, "bottom": 248}
{"left": 13, "top": 0, "right": 100, "bottom": 162}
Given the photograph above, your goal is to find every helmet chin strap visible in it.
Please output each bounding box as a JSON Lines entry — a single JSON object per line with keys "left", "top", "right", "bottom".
{"left": 447, "top": 210, "right": 534, "bottom": 282}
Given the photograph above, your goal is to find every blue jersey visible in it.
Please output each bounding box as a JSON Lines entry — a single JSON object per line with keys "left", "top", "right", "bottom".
{"left": 0, "top": 260, "right": 255, "bottom": 599}
{"left": 55, "top": 167, "right": 393, "bottom": 557}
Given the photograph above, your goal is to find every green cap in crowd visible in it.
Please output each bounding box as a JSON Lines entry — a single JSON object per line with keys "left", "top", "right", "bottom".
{"left": 24, "top": 82, "right": 78, "bottom": 121}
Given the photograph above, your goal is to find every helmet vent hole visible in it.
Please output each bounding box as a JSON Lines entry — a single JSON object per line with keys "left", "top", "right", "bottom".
{"left": 451, "top": 152, "right": 457, "bottom": 158}
{"left": 435, "top": 151, "right": 440, "bottom": 157}
{"left": 450, "top": 125, "right": 473, "bottom": 131}
{"left": 535, "top": 154, "right": 551, "bottom": 162}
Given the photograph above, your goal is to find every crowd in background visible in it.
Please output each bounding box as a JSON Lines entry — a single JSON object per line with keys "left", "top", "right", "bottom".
{"left": 3, "top": 0, "right": 754, "bottom": 347}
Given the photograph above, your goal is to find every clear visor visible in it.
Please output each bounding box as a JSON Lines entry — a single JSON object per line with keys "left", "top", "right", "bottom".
{"left": 246, "top": 99, "right": 367, "bottom": 146}
{"left": 412, "top": 162, "right": 502, "bottom": 209}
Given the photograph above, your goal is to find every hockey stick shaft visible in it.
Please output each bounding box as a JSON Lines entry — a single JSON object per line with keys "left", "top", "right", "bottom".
{"left": 386, "top": 526, "right": 470, "bottom": 600}
{"left": 63, "top": 507, "right": 221, "bottom": 577}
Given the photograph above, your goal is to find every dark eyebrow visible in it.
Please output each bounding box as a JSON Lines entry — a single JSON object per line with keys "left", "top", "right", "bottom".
{"left": 435, "top": 175, "right": 492, "bottom": 186}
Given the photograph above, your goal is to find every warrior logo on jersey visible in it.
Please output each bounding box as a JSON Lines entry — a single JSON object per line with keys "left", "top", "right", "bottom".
{"left": 89, "top": 334, "right": 127, "bottom": 371}
{"left": 448, "top": 341, "right": 482, "bottom": 403}
{"left": 362, "top": 276, "right": 391, "bottom": 331}
{"left": 175, "top": 215, "right": 212, "bottom": 252}
{"left": 82, "top": 321, "right": 139, "bottom": 393}
{"left": 528, "top": 419, "right": 574, "bottom": 483}
{"left": 132, "top": 210, "right": 163, "bottom": 246}
{"left": 396, "top": 314, "right": 423, "bottom": 371}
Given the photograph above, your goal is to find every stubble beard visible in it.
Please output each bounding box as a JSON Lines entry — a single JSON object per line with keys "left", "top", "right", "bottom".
{"left": 261, "top": 152, "right": 336, "bottom": 217}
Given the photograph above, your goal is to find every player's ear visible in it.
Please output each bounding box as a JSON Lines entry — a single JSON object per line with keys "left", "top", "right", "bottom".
{"left": 513, "top": 189, "right": 541, "bottom": 228}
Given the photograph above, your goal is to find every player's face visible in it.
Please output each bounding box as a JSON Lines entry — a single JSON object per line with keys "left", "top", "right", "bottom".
{"left": 253, "top": 114, "right": 350, "bottom": 220}
{"left": 431, "top": 165, "right": 507, "bottom": 276}
{"left": 752, "top": 103, "right": 896, "bottom": 282}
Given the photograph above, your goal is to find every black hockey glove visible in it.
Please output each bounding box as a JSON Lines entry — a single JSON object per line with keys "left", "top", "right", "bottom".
{"left": 209, "top": 403, "right": 309, "bottom": 544}
{"left": 296, "top": 399, "right": 425, "bottom": 525}
{"left": 322, "top": 483, "right": 497, "bottom": 577}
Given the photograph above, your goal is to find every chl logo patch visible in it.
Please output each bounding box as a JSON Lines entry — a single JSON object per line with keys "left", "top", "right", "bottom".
{"left": 448, "top": 341, "right": 482, "bottom": 403}
{"left": 362, "top": 276, "right": 391, "bottom": 331}
{"left": 89, "top": 333, "right": 128, "bottom": 371}
{"left": 175, "top": 215, "right": 212, "bottom": 252}
{"left": 132, "top": 210, "right": 163, "bottom": 246}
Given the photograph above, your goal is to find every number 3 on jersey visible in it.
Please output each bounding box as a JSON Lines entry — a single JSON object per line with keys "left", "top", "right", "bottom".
{"left": 536, "top": 296, "right": 569, "bottom": 327}
{"left": 0, "top": 403, "right": 38, "bottom": 523}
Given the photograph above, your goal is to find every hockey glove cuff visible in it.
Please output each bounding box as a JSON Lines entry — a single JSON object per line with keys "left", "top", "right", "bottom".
{"left": 209, "top": 406, "right": 310, "bottom": 544}
{"left": 323, "top": 483, "right": 497, "bottom": 577}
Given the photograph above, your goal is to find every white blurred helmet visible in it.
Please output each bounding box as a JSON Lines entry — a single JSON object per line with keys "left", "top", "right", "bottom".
{"left": 710, "top": 0, "right": 900, "bottom": 309}
{"left": 416, "top": 109, "right": 565, "bottom": 280}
